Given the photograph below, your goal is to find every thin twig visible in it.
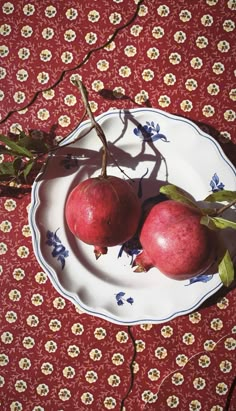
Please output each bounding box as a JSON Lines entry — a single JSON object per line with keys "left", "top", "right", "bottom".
{"left": 214, "top": 199, "right": 236, "bottom": 216}
{"left": 75, "top": 80, "right": 108, "bottom": 178}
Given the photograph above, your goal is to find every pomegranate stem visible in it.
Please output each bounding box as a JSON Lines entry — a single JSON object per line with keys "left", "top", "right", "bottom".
{"left": 75, "top": 80, "right": 108, "bottom": 178}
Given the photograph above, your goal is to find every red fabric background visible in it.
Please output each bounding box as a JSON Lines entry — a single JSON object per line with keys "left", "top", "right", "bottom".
{"left": 0, "top": 1, "right": 236, "bottom": 410}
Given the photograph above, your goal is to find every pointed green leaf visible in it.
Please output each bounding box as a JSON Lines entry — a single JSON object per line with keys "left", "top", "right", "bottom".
{"left": 204, "top": 190, "right": 236, "bottom": 203}
{"left": 22, "top": 159, "right": 35, "bottom": 181}
{"left": 0, "top": 135, "right": 33, "bottom": 158}
{"left": 201, "top": 215, "right": 236, "bottom": 230}
{"left": 159, "top": 184, "right": 200, "bottom": 209}
{"left": 218, "top": 250, "right": 234, "bottom": 287}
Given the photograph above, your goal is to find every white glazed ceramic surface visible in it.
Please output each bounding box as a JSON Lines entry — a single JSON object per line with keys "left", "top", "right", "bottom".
{"left": 29, "top": 108, "right": 236, "bottom": 325}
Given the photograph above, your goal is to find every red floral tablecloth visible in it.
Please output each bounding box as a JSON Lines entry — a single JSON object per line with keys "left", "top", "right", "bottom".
{"left": 0, "top": 1, "right": 236, "bottom": 410}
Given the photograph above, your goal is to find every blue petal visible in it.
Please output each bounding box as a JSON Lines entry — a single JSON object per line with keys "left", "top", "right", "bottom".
{"left": 212, "top": 173, "right": 219, "bottom": 185}
{"left": 115, "top": 291, "right": 126, "bottom": 301}
{"left": 187, "top": 274, "right": 213, "bottom": 285}
{"left": 154, "top": 123, "right": 160, "bottom": 132}
{"left": 158, "top": 134, "right": 168, "bottom": 141}
{"left": 46, "top": 230, "right": 54, "bottom": 239}
{"left": 133, "top": 127, "right": 141, "bottom": 137}
{"left": 52, "top": 244, "right": 66, "bottom": 257}
{"left": 126, "top": 297, "right": 134, "bottom": 305}
{"left": 117, "top": 244, "right": 125, "bottom": 258}
{"left": 57, "top": 255, "right": 66, "bottom": 269}
{"left": 218, "top": 182, "right": 225, "bottom": 190}
{"left": 117, "top": 299, "right": 124, "bottom": 306}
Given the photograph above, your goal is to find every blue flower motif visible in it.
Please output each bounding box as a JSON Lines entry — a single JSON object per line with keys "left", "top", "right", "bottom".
{"left": 186, "top": 274, "right": 213, "bottom": 286}
{"left": 210, "top": 173, "right": 225, "bottom": 192}
{"left": 46, "top": 229, "right": 69, "bottom": 269}
{"left": 118, "top": 238, "right": 141, "bottom": 264}
{"left": 115, "top": 292, "right": 134, "bottom": 306}
{"left": 133, "top": 121, "right": 168, "bottom": 142}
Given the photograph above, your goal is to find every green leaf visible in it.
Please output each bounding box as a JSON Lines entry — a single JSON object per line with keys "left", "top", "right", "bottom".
{"left": 201, "top": 215, "right": 236, "bottom": 230}
{"left": 0, "top": 161, "right": 16, "bottom": 177}
{"left": 159, "top": 184, "right": 200, "bottom": 210}
{"left": 22, "top": 159, "right": 35, "bottom": 181}
{"left": 218, "top": 250, "right": 234, "bottom": 287}
{"left": 0, "top": 134, "right": 33, "bottom": 158}
{"left": 204, "top": 190, "right": 236, "bottom": 203}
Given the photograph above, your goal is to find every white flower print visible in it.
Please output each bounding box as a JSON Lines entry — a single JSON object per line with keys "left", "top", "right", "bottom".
{"left": 223, "top": 19, "right": 235, "bottom": 32}
{"left": 21, "top": 25, "right": 33, "bottom": 37}
{"left": 85, "top": 370, "right": 98, "bottom": 383}
{"left": 37, "top": 72, "right": 49, "bottom": 84}
{"left": 0, "top": 23, "right": 11, "bottom": 35}
{"left": 0, "top": 45, "right": 9, "bottom": 57}
{"left": 64, "top": 29, "right": 76, "bottom": 42}
{"left": 201, "top": 14, "right": 214, "bottom": 26}
{"left": 42, "top": 27, "right": 54, "bottom": 40}
{"left": 1, "top": 331, "right": 14, "bottom": 344}
{"left": 224, "top": 109, "right": 235, "bottom": 121}
{"left": 88, "top": 10, "right": 100, "bottom": 22}
{"left": 81, "top": 392, "right": 94, "bottom": 405}
{"left": 8, "top": 289, "right": 21, "bottom": 301}
{"left": 40, "top": 49, "right": 52, "bottom": 62}
{"left": 16, "top": 69, "right": 28, "bottom": 82}
{"left": 23, "top": 4, "right": 35, "bottom": 16}
{"left": 193, "top": 377, "right": 206, "bottom": 390}
{"left": 215, "top": 382, "right": 228, "bottom": 395}
{"left": 157, "top": 5, "right": 170, "bottom": 17}
{"left": 61, "top": 51, "right": 73, "bottom": 64}
{"left": 85, "top": 32, "right": 97, "bottom": 44}
{"left": 166, "top": 395, "right": 180, "bottom": 408}
{"left": 158, "top": 95, "right": 171, "bottom": 107}
{"left": 45, "top": 5, "right": 57, "bottom": 18}
{"left": 66, "top": 8, "right": 78, "bottom": 20}
{"left": 219, "top": 360, "right": 232, "bottom": 373}
{"left": 63, "top": 366, "right": 75, "bottom": 379}
{"left": 109, "top": 12, "right": 122, "bottom": 25}
{"left": 2, "top": 2, "right": 14, "bottom": 14}
{"left": 179, "top": 9, "right": 192, "bottom": 22}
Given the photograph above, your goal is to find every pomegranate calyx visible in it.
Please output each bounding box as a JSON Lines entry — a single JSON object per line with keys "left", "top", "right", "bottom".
{"left": 94, "top": 245, "right": 108, "bottom": 259}
{"left": 133, "top": 250, "right": 153, "bottom": 273}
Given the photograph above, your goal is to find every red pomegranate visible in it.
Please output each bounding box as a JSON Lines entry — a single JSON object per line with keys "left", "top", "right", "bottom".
{"left": 134, "top": 200, "right": 216, "bottom": 280}
{"left": 65, "top": 176, "right": 141, "bottom": 258}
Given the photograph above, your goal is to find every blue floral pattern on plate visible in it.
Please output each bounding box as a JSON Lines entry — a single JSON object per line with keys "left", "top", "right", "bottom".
{"left": 210, "top": 173, "right": 225, "bottom": 192}
{"left": 46, "top": 229, "right": 69, "bottom": 269}
{"left": 133, "top": 121, "right": 168, "bottom": 142}
{"left": 115, "top": 292, "right": 134, "bottom": 306}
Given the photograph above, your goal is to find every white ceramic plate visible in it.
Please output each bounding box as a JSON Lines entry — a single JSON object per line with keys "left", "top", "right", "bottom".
{"left": 29, "top": 108, "right": 236, "bottom": 325}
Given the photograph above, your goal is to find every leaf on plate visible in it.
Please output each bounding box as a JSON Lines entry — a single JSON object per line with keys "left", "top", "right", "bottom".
{"left": 159, "top": 184, "right": 200, "bottom": 209}
{"left": 204, "top": 190, "right": 236, "bottom": 203}
{"left": 218, "top": 250, "right": 234, "bottom": 287}
{"left": 200, "top": 215, "right": 236, "bottom": 230}
{"left": 0, "top": 134, "right": 33, "bottom": 158}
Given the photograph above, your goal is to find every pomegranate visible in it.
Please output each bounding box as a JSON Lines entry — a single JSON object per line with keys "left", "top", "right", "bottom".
{"left": 65, "top": 176, "right": 141, "bottom": 258}
{"left": 133, "top": 200, "right": 216, "bottom": 280}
